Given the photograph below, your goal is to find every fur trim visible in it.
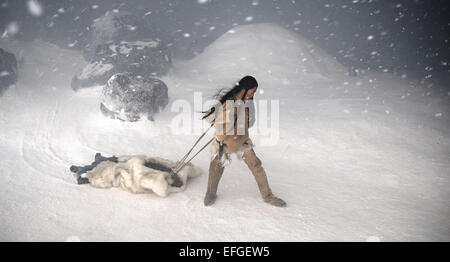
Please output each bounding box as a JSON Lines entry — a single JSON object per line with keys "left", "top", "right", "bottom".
{"left": 210, "top": 138, "right": 254, "bottom": 166}
{"left": 235, "top": 138, "right": 254, "bottom": 160}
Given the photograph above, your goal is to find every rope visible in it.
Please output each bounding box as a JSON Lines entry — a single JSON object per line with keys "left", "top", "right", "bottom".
{"left": 172, "top": 137, "right": 215, "bottom": 174}
{"left": 171, "top": 124, "right": 213, "bottom": 174}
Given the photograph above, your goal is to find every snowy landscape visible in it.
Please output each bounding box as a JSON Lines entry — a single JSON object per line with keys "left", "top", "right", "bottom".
{"left": 0, "top": 0, "right": 449, "bottom": 241}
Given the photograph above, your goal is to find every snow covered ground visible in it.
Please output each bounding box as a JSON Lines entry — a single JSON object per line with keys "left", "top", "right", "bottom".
{"left": 0, "top": 24, "right": 449, "bottom": 241}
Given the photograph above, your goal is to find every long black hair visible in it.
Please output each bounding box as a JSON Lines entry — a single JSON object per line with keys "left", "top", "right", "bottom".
{"left": 202, "top": 76, "right": 258, "bottom": 120}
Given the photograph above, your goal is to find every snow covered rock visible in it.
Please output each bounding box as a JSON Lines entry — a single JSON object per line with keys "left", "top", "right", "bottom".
{"left": 100, "top": 73, "right": 169, "bottom": 122}
{"left": 71, "top": 10, "right": 170, "bottom": 91}
{"left": 71, "top": 61, "right": 115, "bottom": 91}
{"left": 83, "top": 10, "right": 150, "bottom": 60}
{"left": 94, "top": 40, "right": 171, "bottom": 76}
{"left": 71, "top": 39, "right": 171, "bottom": 91}
{"left": 0, "top": 48, "right": 18, "bottom": 95}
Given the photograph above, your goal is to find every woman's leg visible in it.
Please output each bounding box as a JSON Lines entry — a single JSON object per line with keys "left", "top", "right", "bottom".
{"left": 204, "top": 154, "right": 225, "bottom": 206}
{"left": 242, "top": 148, "right": 286, "bottom": 207}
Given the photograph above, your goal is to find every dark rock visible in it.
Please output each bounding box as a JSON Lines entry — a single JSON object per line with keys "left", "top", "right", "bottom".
{"left": 0, "top": 48, "right": 18, "bottom": 95}
{"left": 71, "top": 39, "right": 171, "bottom": 91}
{"left": 83, "top": 11, "right": 145, "bottom": 61}
{"left": 100, "top": 72, "right": 168, "bottom": 122}
{"left": 93, "top": 40, "right": 171, "bottom": 76}
{"left": 71, "top": 10, "right": 171, "bottom": 91}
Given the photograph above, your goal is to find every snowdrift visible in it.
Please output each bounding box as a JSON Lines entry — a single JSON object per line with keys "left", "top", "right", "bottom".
{"left": 174, "top": 23, "right": 346, "bottom": 84}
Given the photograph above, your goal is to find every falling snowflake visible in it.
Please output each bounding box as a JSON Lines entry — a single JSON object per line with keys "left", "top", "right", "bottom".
{"left": 27, "top": 0, "right": 43, "bottom": 16}
{"left": 67, "top": 41, "right": 77, "bottom": 48}
{"left": 245, "top": 16, "right": 254, "bottom": 22}
{"left": 2, "top": 22, "right": 20, "bottom": 37}
{"left": 0, "top": 71, "right": 10, "bottom": 77}
{"left": 127, "top": 25, "right": 137, "bottom": 31}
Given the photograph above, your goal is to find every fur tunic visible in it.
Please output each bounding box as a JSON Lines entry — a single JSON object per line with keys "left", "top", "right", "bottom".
{"left": 205, "top": 99, "right": 255, "bottom": 165}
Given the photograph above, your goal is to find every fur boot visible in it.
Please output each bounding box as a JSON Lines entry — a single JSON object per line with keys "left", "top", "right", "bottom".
{"left": 242, "top": 149, "right": 286, "bottom": 207}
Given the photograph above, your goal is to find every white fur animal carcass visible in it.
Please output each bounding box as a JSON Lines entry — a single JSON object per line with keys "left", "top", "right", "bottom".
{"left": 81, "top": 155, "right": 202, "bottom": 197}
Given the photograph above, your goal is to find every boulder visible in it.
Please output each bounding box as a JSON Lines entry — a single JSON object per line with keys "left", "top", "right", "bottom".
{"left": 84, "top": 10, "right": 145, "bottom": 61}
{"left": 71, "top": 39, "right": 171, "bottom": 91}
{"left": 0, "top": 48, "right": 18, "bottom": 95}
{"left": 93, "top": 40, "right": 171, "bottom": 76}
{"left": 71, "top": 61, "right": 115, "bottom": 91}
{"left": 100, "top": 73, "right": 168, "bottom": 122}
